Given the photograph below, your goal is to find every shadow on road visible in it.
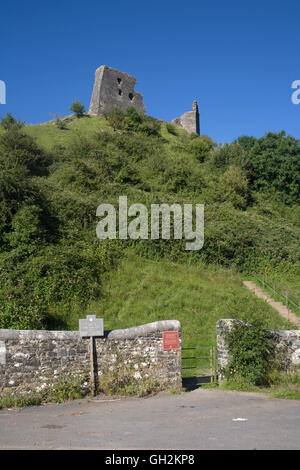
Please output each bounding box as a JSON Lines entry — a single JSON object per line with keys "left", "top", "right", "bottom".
{"left": 182, "top": 376, "right": 213, "bottom": 391}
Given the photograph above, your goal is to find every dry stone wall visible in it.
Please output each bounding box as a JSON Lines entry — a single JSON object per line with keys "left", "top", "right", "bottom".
{"left": 0, "top": 320, "right": 181, "bottom": 396}
{"left": 216, "top": 319, "right": 300, "bottom": 378}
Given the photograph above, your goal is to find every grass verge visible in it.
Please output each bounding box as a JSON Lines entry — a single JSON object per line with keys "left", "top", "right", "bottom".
{"left": 219, "top": 367, "right": 300, "bottom": 400}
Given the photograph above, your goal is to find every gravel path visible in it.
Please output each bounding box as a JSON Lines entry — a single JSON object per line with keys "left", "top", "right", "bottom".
{"left": 243, "top": 281, "right": 300, "bottom": 328}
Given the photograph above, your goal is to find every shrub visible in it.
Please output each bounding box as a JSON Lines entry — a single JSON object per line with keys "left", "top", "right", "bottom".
{"left": 70, "top": 100, "right": 86, "bottom": 118}
{"left": 188, "top": 137, "right": 214, "bottom": 162}
{"left": 0, "top": 128, "right": 51, "bottom": 176}
{"left": 105, "top": 107, "right": 125, "bottom": 130}
{"left": 0, "top": 236, "right": 123, "bottom": 330}
{"left": 211, "top": 165, "right": 250, "bottom": 209}
{"left": 224, "top": 320, "right": 277, "bottom": 386}
{"left": 47, "top": 373, "right": 89, "bottom": 403}
{"left": 0, "top": 166, "right": 35, "bottom": 236}
{"left": 126, "top": 106, "right": 142, "bottom": 124}
{"left": 0, "top": 301, "right": 44, "bottom": 329}
{"left": 7, "top": 204, "right": 45, "bottom": 249}
{"left": 211, "top": 142, "right": 246, "bottom": 169}
{"left": 166, "top": 123, "right": 178, "bottom": 136}
{"left": 138, "top": 117, "right": 161, "bottom": 136}
{"left": 0, "top": 112, "right": 24, "bottom": 130}
{"left": 55, "top": 118, "right": 67, "bottom": 130}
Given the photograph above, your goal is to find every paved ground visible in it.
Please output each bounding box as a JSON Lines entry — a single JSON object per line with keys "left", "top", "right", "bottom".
{"left": 1, "top": 388, "right": 300, "bottom": 450}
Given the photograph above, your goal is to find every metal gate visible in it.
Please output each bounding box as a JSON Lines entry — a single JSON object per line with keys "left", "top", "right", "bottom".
{"left": 182, "top": 345, "right": 218, "bottom": 388}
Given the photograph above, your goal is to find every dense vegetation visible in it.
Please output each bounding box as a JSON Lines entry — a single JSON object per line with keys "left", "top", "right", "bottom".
{"left": 0, "top": 108, "right": 299, "bottom": 333}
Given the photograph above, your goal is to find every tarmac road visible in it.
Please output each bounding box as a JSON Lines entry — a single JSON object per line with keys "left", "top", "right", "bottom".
{"left": 0, "top": 388, "right": 300, "bottom": 450}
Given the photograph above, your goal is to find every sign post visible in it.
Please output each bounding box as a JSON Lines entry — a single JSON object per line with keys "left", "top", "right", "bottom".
{"left": 79, "top": 315, "right": 104, "bottom": 397}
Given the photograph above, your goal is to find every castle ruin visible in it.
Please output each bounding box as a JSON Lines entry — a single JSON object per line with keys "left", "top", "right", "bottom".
{"left": 88, "top": 65, "right": 200, "bottom": 135}
{"left": 89, "top": 65, "right": 145, "bottom": 116}
{"left": 171, "top": 101, "right": 200, "bottom": 135}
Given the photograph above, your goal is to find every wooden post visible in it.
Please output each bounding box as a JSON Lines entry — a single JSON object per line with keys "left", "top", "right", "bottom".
{"left": 79, "top": 315, "right": 103, "bottom": 398}
{"left": 90, "top": 336, "right": 96, "bottom": 397}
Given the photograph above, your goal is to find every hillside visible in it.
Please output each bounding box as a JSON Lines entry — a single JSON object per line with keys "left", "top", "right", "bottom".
{"left": 0, "top": 109, "right": 299, "bottom": 338}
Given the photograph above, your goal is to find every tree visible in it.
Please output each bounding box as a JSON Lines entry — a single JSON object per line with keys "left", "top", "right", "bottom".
{"left": 0, "top": 112, "right": 24, "bottom": 130}
{"left": 245, "top": 131, "right": 300, "bottom": 203}
{"left": 70, "top": 100, "right": 86, "bottom": 118}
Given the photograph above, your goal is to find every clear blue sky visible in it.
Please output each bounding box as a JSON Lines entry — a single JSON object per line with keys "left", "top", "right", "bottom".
{"left": 1, "top": 0, "right": 299, "bottom": 143}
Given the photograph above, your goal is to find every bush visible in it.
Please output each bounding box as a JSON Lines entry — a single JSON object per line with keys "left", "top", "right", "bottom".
{"left": 123, "top": 107, "right": 161, "bottom": 136}
{"left": 0, "top": 299, "right": 44, "bottom": 329}
{"left": 245, "top": 131, "right": 300, "bottom": 204}
{"left": 105, "top": 107, "right": 125, "bottom": 130}
{"left": 137, "top": 117, "right": 161, "bottom": 136}
{"left": 211, "top": 142, "right": 246, "bottom": 169}
{"left": 0, "top": 166, "right": 35, "bottom": 236}
{"left": 0, "top": 235, "right": 123, "bottom": 330}
{"left": 47, "top": 373, "right": 88, "bottom": 403}
{"left": 7, "top": 204, "right": 45, "bottom": 249}
{"left": 210, "top": 165, "right": 250, "bottom": 209}
{"left": 188, "top": 137, "right": 214, "bottom": 162}
{"left": 224, "top": 320, "right": 277, "bottom": 386}
{"left": 70, "top": 100, "right": 86, "bottom": 118}
{"left": 166, "top": 123, "right": 178, "bottom": 135}
{"left": 0, "top": 112, "right": 24, "bottom": 130}
{"left": 0, "top": 128, "right": 51, "bottom": 176}
{"left": 126, "top": 106, "right": 142, "bottom": 124}
{"left": 55, "top": 118, "right": 67, "bottom": 130}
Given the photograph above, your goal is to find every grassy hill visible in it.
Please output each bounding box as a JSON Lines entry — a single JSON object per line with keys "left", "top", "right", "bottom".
{"left": 0, "top": 109, "right": 299, "bottom": 338}
{"left": 84, "top": 252, "right": 292, "bottom": 345}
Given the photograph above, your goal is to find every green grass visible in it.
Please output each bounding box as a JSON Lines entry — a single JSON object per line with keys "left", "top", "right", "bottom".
{"left": 220, "top": 368, "right": 300, "bottom": 400}
{"left": 266, "top": 270, "right": 300, "bottom": 300}
{"left": 80, "top": 249, "right": 293, "bottom": 380}
{"left": 0, "top": 393, "right": 43, "bottom": 409}
{"left": 79, "top": 250, "right": 293, "bottom": 349}
{"left": 271, "top": 388, "right": 300, "bottom": 400}
{"left": 23, "top": 115, "right": 192, "bottom": 157}
{"left": 24, "top": 114, "right": 112, "bottom": 151}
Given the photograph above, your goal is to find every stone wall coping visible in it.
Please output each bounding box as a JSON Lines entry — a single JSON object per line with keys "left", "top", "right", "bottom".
{"left": 216, "top": 319, "right": 300, "bottom": 335}
{"left": 0, "top": 320, "right": 181, "bottom": 341}
{"left": 0, "top": 329, "right": 81, "bottom": 341}
{"left": 106, "top": 320, "right": 181, "bottom": 340}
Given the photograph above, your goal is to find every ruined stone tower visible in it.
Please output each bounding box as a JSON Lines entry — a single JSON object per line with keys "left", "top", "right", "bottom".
{"left": 171, "top": 101, "right": 200, "bottom": 135}
{"left": 88, "top": 65, "right": 200, "bottom": 136}
{"left": 88, "top": 65, "right": 146, "bottom": 116}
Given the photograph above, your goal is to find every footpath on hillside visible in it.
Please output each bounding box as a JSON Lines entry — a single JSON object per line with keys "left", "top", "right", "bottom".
{"left": 243, "top": 281, "right": 300, "bottom": 328}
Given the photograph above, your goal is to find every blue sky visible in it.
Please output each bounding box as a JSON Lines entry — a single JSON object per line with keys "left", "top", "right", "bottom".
{"left": 0, "top": 0, "right": 299, "bottom": 143}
